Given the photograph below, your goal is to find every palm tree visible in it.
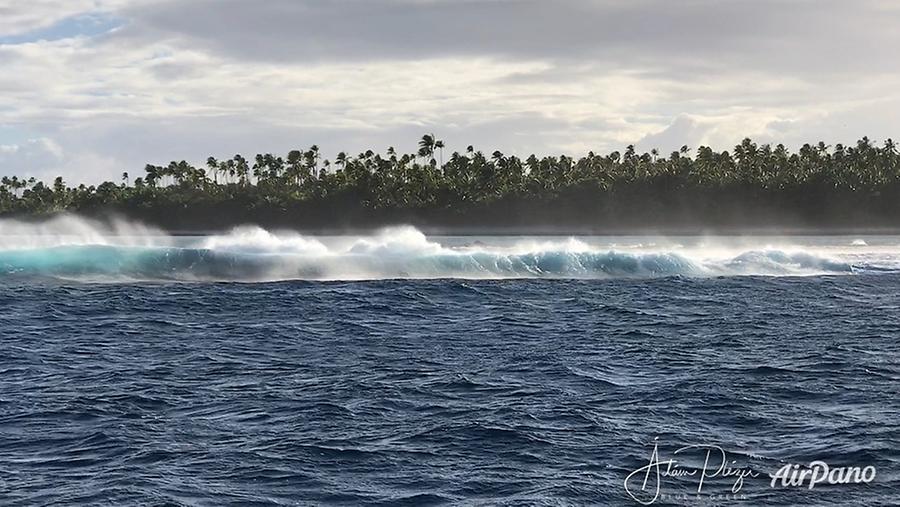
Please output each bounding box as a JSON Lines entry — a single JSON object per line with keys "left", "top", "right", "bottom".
{"left": 287, "top": 150, "right": 304, "bottom": 186}
{"left": 206, "top": 157, "right": 219, "bottom": 184}
{"left": 234, "top": 154, "right": 250, "bottom": 185}
{"left": 435, "top": 139, "right": 445, "bottom": 168}
{"left": 310, "top": 145, "right": 321, "bottom": 171}
{"left": 336, "top": 152, "right": 348, "bottom": 171}
{"left": 144, "top": 165, "right": 160, "bottom": 187}
{"left": 418, "top": 134, "right": 436, "bottom": 165}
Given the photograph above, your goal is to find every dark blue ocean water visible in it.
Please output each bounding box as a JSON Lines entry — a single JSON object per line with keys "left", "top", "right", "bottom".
{"left": 2, "top": 275, "right": 899, "bottom": 506}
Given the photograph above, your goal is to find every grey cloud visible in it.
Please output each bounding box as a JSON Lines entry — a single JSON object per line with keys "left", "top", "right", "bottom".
{"left": 118, "top": 0, "right": 900, "bottom": 76}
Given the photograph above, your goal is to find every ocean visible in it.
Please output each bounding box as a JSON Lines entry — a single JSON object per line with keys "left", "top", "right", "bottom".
{"left": 1, "top": 217, "right": 898, "bottom": 505}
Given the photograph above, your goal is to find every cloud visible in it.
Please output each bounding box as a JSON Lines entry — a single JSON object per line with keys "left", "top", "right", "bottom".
{"left": 637, "top": 116, "right": 706, "bottom": 153}
{"left": 118, "top": 0, "right": 900, "bottom": 75}
{"left": 0, "top": 137, "right": 65, "bottom": 179}
{"left": 0, "top": 0, "right": 899, "bottom": 183}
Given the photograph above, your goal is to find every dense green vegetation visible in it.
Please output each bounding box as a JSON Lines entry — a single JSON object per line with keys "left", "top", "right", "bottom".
{"left": 2, "top": 135, "right": 900, "bottom": 231}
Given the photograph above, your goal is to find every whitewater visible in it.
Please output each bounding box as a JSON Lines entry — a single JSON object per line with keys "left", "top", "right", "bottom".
{"left": 1, "top": 215, "right": 898, "bottom": 282}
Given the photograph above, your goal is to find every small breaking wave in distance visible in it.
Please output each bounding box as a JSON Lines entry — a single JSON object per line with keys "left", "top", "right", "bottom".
{"left": 0, "top": 215, "right": 895, "bottom": 282}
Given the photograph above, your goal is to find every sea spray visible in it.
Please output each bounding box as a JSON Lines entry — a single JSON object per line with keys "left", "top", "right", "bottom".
{"left": 0, "top": 216, "right": 867, "bottom": 282}
{"left": 0, "top": 215, "right": 170, "bottom": 250}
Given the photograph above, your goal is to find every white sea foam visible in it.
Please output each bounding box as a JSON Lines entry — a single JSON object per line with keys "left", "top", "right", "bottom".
{"left": 0, "top": 215, "right": 895, "bottom": 281}
{"left": 201, "top": 226, "right": 329, "bottom": 255}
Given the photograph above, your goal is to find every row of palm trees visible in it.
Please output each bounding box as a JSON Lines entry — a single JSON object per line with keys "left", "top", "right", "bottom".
{"left": 1, "top": 135, "right": 900, "bottom": 227}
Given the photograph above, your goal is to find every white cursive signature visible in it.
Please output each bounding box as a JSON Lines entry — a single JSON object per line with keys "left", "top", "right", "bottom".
{"left": 623, "top": 438, "right": 760, "bottom": 505}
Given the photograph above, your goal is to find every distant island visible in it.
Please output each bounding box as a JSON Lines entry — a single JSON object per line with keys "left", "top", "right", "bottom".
{"left": 2, "top": 135, "right": 900, "bottom": 233}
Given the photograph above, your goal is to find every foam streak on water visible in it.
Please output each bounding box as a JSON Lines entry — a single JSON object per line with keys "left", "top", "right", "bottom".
{"left": 2, "top": 216, "right": 898, "bottom": 281}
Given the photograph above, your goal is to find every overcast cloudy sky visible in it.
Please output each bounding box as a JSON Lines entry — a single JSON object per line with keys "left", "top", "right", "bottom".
{"left": 1, "top": 0, "right": 899, "bottom": 183}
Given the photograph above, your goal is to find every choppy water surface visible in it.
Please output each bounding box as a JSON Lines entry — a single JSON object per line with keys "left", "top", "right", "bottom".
{"left": 1, "top": 218, "right": 899, "bottom": 505}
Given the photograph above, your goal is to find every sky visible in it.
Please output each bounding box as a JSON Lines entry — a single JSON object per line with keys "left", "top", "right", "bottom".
{"left": 1, "top": 0, "right": 900, "bottom": 183}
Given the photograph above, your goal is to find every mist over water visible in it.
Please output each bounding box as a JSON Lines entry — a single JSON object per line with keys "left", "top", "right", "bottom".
{"left": 0, "top": 215, "right": 897, "bottom": 282}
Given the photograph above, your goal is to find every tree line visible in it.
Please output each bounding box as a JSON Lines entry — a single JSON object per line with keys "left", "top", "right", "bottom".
{"left": 2, "top": 135, "right": 900, "bottom": 231}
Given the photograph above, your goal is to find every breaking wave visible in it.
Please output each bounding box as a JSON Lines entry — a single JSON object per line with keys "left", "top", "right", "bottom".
{"left": 0, "top": 216, "right": 882, "bottom": 282}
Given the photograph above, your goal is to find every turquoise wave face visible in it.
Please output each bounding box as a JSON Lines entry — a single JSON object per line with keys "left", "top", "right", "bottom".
{"left": 0, "top": 245, "right": 854, "bottom": 282}
{"left": 0, "top": 246, "right": 288, "bottom": 281}
{"left": 0, "top": 217, "right": 868, "bottom": 281}
{"left": 0, "top": 246, "right": 146, "bottom": 277}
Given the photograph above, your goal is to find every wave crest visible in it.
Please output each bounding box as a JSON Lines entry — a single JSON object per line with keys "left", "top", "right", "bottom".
{"left": 0, "top": 216, "right": 862, "bottom": 282}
